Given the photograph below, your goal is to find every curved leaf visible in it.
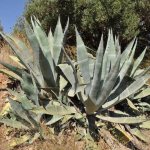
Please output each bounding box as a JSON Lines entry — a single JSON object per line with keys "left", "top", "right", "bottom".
{"left": 130, "top": 47, "right": 147, "bottom": 77}
{"left": 76, "top": 27, "right": 90, "bottom": 84}
{"left": 97, "top": 115, "right": 146, "bottom": 124}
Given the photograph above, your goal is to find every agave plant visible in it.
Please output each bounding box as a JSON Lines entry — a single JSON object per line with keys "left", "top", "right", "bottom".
{"left": 58, "top": 29, "right": 150, "bottom": 115}
{"left": 0, "top": 17, "right": 82, "bottom": 137}
{"left": 0, "top": 17, "right": 150, "bottom": 145}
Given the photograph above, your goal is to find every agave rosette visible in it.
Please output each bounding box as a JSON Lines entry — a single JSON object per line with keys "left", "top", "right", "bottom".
{"left": 58, "top": 29, "right": 150, "bottom": 114}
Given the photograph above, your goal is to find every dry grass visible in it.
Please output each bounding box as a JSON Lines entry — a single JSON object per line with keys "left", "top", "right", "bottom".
{"left": 0, "top": 43, "right": 15, "bottom": 68}
{"left": 12, "top": 132, "right": 110, "bottom": 150}
{"left": 12, "top": 32, "right": 29, "bottom": 46}
{"left": 0, "top": 126, "right": 10, "bottom": 150}
{"left": 0, "top": 117, "right": 110, "bottom": 150}
{"left": 18, "top": 136, "right": 84, "bottom": 150}
{"left": 0, "top": 32, "right": 31, "bottom": 69}
{"left": 0, "top": 128, "right": 85, "bottom": 150}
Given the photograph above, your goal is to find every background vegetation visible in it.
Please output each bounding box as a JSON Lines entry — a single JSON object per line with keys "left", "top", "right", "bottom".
{"left": 13, "top": 0, "right": 150, "bottom": 60}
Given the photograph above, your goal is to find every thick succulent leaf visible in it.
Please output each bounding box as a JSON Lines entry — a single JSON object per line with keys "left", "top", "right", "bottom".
{"left": 121, "top": 37, "right": 136, "bottom": 66}
{"left": 101, "top": 30, "right": 116, "bottom": 80}
{"left": 48, "top": 17, "right": 69, "bottom": 62}
{"left": 111, "top": 110, "right": 129, "bottom": 116}
{"left": 74, "top": 113, "right": 83, "bottom": 120}
{"left": 140, "top": 120, "right": 150, "bottom": 129}
{"left": 9, "top": 55, "right": 25, "bottom": 68}
{"left": 0, "top": 33, "right": 28, "bottom": 68}
{"left": 38, "top": 49, "right": 55, "bottom": 87}
{"left": 7, "top": 88, "right": 22, "bottom": 99}
{"left": 10, "top": 36, "right": 43, "bottom": 83}
{"left": 53, "top": 17, "right": 64, "bottom": 65}
{"left": 1, "top": 33, "right": 45, "bottom": 87}
{"left": 32, "top": 18, "right": 54, "bottom": 70}
{"left": 33, "top": 16, "right": 41, "bottom": 25}
{"left": 96, "top": 55, "right": 121, "bottom": 108}
{"left": 130, "top": 47, "right": 147, "bottom": 77}
{"left": 89, "top": 62, "right": 95, "bottom": 79}
{"left": 25, "top": 20, "right": 40, "bottom": 68}
{"left": 20, "top": 97, "right": 35, "bottom": 110}
{"left": 30, "top": 106, "right": 48, "bottom": 114}
{"left": 0, "top": 118, "right": 29, "bottom": 129}
{"left": 97, "top": 115, "right": 146, "bottom": 124}
{"left": 138, "top": 107, "right": 150, "bottom": 112}
{"left": 46, "top": 105, "right": 77, "bottom": 116}
{"left": 134, "top": 87, "right": 150, "bottom": 99}
{"left": 18, "top": 93, "right": 36, "bottom": 110}
{"left": 0, "top": 64, "right": 33, "bottom": 90}
{"left": 84, "top": 97, "right": 98, "bottom": 114}
{"left": 9, "top": 97, "right": 39, "bottom": 129}
{"left": 31, "top": 105, "right": 77, "bottom": 116}
{"left": 135, "top": 66, "right": 150, "bottom": 79}
{"left": 89, "top": 35, "right": 104, "bottom": 100}
{"left": 32, "top": 18, "right": 56, "bottom": 86}
{"left": 101, "top": 32, "right": 109, "bottom": 81}
{"left": 0, "top": 68, "right": 22, "bottom": 80}
{"left": 137, "top": 102, "right": 150, "bottom": 108}
{"left": 0, "top": 61, "right": 24, "bottom": 77}
{"left": 86, "top": 55, "right": 121, "bottom": 114}
{"left": 76, "top": 28, "right": 90, "bottom": 84}
{"left": 58, "top": 64, "right": 76, "bottom": 96}
{"left": 115, "top": 36, "right": 121, "bottom": 53}
{"left": 106, "top": 76, "right": 133, "bottom": 103}
{"left": 21, "top": 72, "right": 35, "bottom": 101}
{"left": 48, "top": 28, "right": 54, "bottom": 57}
{"left": 77, "top": 85, "right": 88, "bottom": 103}
{"left": 61, "top": 115, "right": 73, "bottom": 124}
{"left": 8, "top": 97, "right": 32, "bottom": 124}
{"left": 127, "top": 99, "right": 139, "bottom": 111}
{"left": 88, "top": 55, "right": 95, "bottom": 78}
{"left": 10, "top": 36, "right": 33, "bottom": 64}
{"left": 62, "top": 47, "right": 79, "bottom": 86}
{"left": 130, "top": 128, "right": 148, "bottom": 143}
{"left": 46, "top": 115, "right": 63, "bottom": 125}
{"left": 112, "top": 40, "right": 137, "bottom": 92}
{"left": 103, "top": 74, "right": 150, "bottom": 109}
{"left": 30, "top": 73, "right": 39, "bottom": 106}
{"left": 115, "top": 124, "right": 133, "bottom": 140}
{"left": 59, "top": 75, "right": 68, "bottom": 92}
{"left": 8, "top": 89, "right": 35, "bottom": 110}
{"left": 133, "top": 68, "right": 145, "bottom": 77}
{"left": 106, "top": 30, "right": 116, "bottom": 71}
{"left": 68, "top": 88, "right": 75, "bottom": 97}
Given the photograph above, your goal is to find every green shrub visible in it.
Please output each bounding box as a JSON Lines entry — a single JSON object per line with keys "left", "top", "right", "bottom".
{"left": 21, "top": 0, "right": 140, "bottom": 48}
